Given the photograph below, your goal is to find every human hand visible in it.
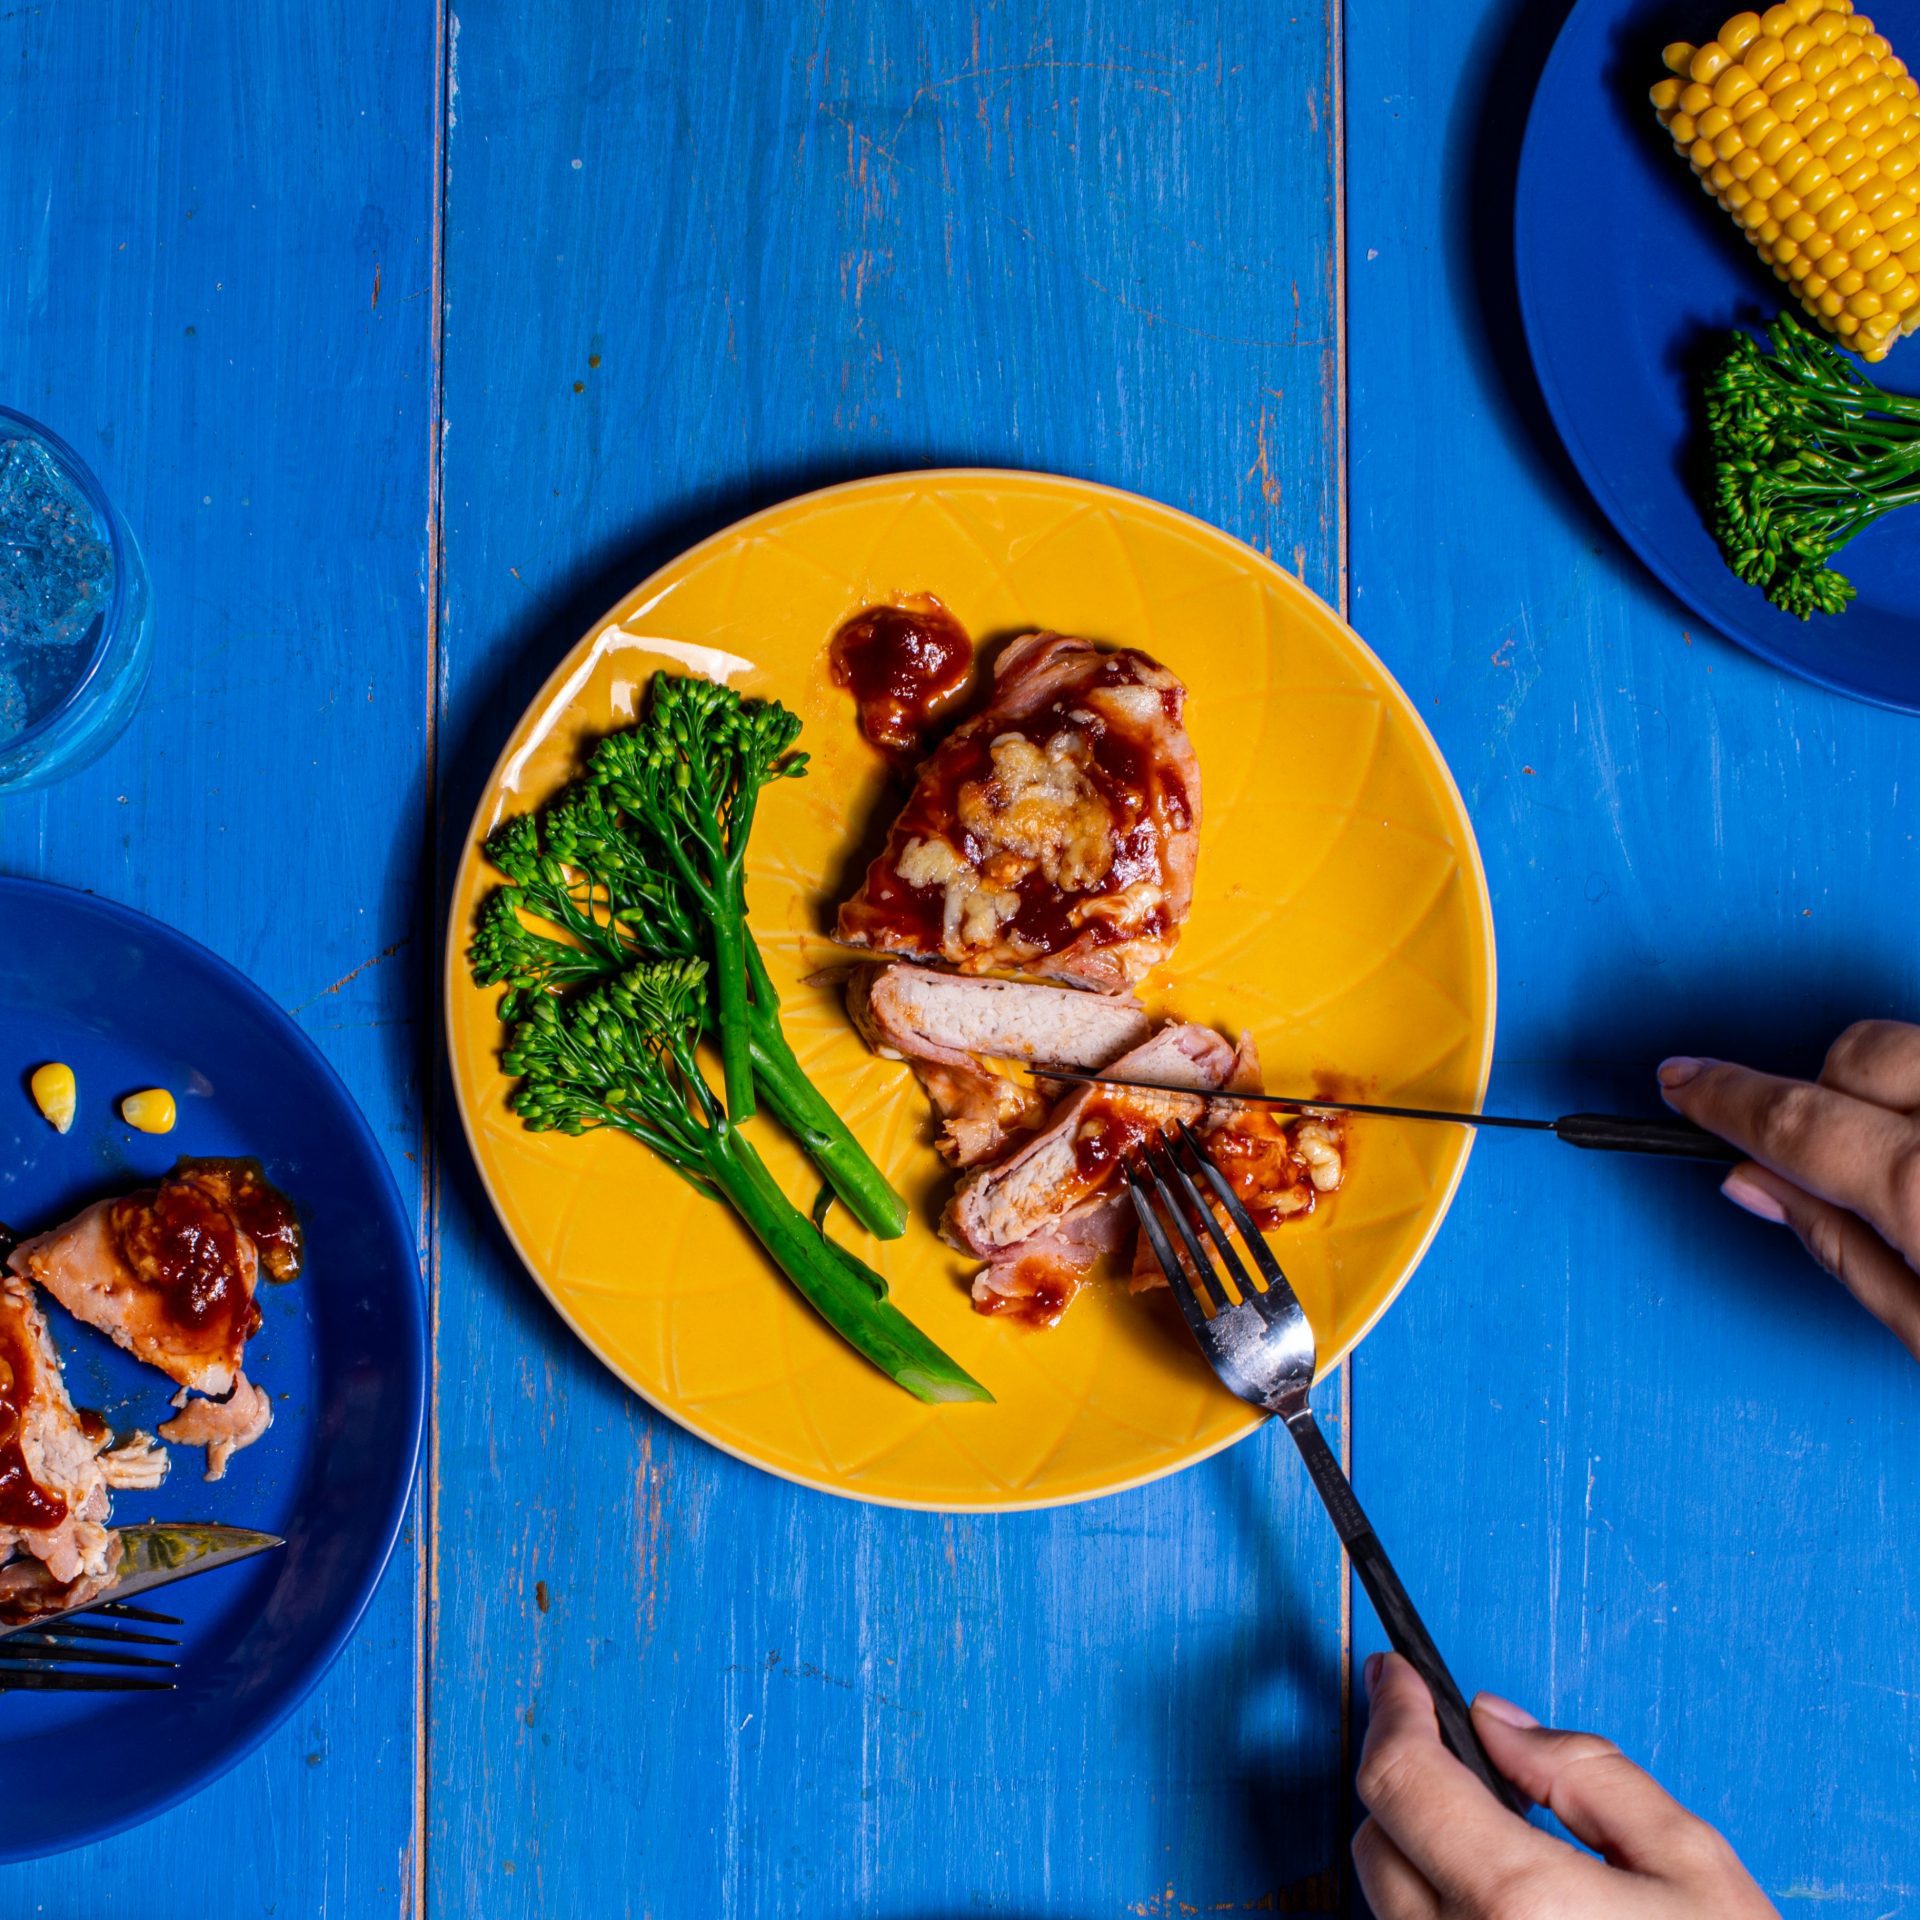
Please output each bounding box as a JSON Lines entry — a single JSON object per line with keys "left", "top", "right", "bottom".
{"left": 1352, "top": 1653, "right": 1776, "bottom": 1918}
{"left": 1658, "top": 1022, "right": 1920, "bottom": 1360}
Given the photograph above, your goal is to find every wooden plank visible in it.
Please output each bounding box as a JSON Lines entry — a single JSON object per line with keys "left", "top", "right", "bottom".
{"left": 429, "top": 2, "right": 1347, "bottom": 1912}
{"left": 1345, "top": 3, "right": 1920, "bottom": 1912}
{"left": 0, "top": 0, "right": 436, "bottom": 1908}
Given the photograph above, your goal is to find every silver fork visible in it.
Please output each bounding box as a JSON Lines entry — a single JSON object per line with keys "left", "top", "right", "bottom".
{"left": 1127, "top": 1126, "right": 1526, "bottom": 1815}
{"left": 0, "top": 1604, "right": 181, "bottom": 1693}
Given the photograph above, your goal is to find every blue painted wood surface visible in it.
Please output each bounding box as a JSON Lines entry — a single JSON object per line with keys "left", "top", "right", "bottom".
{"left": 3, "top": 0, "right": 1917, "bottom": 1913}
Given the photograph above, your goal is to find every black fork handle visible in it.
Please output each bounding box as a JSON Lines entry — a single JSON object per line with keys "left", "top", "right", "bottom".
{"left": 1282, "top": 1405, "right": 1531, "bottom": 1819}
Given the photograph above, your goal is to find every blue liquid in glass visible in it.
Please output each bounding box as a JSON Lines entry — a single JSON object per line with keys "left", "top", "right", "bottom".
{"left": 0, "top": 433, "right": 116, "bottom": 745}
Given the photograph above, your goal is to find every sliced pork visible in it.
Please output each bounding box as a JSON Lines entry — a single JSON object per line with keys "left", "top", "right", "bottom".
{"left": 850, "top": 963, "right": 1152, "bottom": 1165}
{"left": 837, "top": 633, "right": 1201, "bottom": 992}
{"left": 1128, "top": 1035, "right": 1346, "bottom": 1291}
{"left": 160, "top": 1373, "right": 272, "bottom": 1483}
{"left": 945, "top": 1024, "right": 1237, "bottom": 1323}
{"left": 8, "top": 1158, "right": 299, "bottom": 1396}
{"left": 0, "top": 1272, "right": 117, "bottom": 1602}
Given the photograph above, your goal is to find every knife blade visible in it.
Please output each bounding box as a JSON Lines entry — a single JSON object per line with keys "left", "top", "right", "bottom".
{"left": 0, "top": 1523, "right": 284, "bottom": 1640}
{"left": 1028, "top": 1066, "right": 1741, "bottom": 1163}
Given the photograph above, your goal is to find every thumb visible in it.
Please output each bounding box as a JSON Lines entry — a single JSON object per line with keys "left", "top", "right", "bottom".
{"left": 1722, "top": 1161, "right": 1920, "bottom": 1361}
{"left": 1469, "top": 1703, "right": 1712, "bottom": 1874}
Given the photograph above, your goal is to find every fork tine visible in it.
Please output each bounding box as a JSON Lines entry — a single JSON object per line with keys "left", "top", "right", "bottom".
{"left": 0, "top": 1668, "right": 174, "bottom": 1693}
{"left": 1137, "top": 1140, "right": 1230, "bottom": 1314}
{"left": 5, "top": 1620, "right": 179, "bottom": 1649}
{"left": 0, "top": 1640, "right": 177, "bottom": 1670}
{"left": 1124, "top": 1166, "right": 1216, "bottom": 1345}
{"left": 1156, "top": 1132, "right": 1263, "bottom": 1304}
{"left": 90, "top": 1602, "right": 183, "bottom": 1626}
{"left": 1174, "top": 1125, "right": 1296, "bottom": 1296}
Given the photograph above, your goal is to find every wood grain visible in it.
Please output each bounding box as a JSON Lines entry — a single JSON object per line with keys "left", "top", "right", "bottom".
{"left": 0, "top": 0, "right": 435, "bottom": 1908}
{"left": 1346, "top": 2, "right": 1920, "bottom": 1912}
{"left": 429, "top": 2, "right": 1348, "bottom": 1913}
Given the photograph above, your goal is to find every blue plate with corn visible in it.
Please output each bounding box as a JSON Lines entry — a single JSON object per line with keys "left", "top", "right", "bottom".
{"left": 1518, "top": 0, "right": 1920, "bottom": 712}
{"left": 0, "top": 877, "right": 425, "bottom": 1857}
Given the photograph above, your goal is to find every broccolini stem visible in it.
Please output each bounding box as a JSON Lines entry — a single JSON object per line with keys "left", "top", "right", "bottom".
{"left": 742, "top": 938, "right": 907, "bottom": 1241}
{"left": 709, "top": 1127, "right": 990, "bottom": 1405}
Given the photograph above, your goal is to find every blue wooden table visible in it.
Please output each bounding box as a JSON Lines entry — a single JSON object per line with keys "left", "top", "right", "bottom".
{"left": 7, "top": 2, "right": 1918, "bottom": 1911}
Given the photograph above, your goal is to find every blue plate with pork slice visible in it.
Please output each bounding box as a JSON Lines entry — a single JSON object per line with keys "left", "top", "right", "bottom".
{"left": 0, "top": 877, "right": 423, "bottom": 1858}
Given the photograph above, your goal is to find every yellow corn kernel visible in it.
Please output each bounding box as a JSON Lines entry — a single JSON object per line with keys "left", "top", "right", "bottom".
{"left": 1653, "top": 76, "right": 1686, "bottom": 110}
{"left": 1721, "top": 11, "right": 1763, "bottom": 50}
{"left": 1762, "top": 1, "right": 1798, "bottom": 31}
{"left": 1754, "top": 114, "right": 1795, "bottom": 156}
{"left": 1902, "top": 237, "right": 1920, "bottom": 268}
{"left": 1700, "top": 102, "right": 1737, "bottom": 137}
{"left": 1732, "top": 146, "right": 1765, "bottom": 178}
{"left": 1789, "top": 0, "right": 1826, "bottom": 21}
{"left": 1833, "top": 210, "right": 1879, "bottom": 248}
{"left": 1883, "top": 214, "right": 1920, "bottom": 247}
{"left": 1788, "top": 249, "right": 1814, "bottom": 276}
{"left": 1749, "top": 164, "right": 1784, "bottom": 196}
{"left": 29, "top": 1063, "right": 76, "bottom": 1135}
{"left": 1742, "top": 195, "right": 1775, "bottom": 227}
{"left": 1693, "top": 42, "right": 1732, "bottom": 81}
{"left": 1848, "top": 287, "right": 1885, "bottom": 315}
{"left": 1836, "top": 311, "right": 1862, "bottom": 335}
{"left": 1804, "top": 174, "right": 1846, "bottom": 212}
{"left": 1716, "top": 63, "right": 1761, "bottom": 107}
{"left": 1840, "top": 156, "right": 1880, "bottom": 190}
{"left": 1803, "top": 224, "right": 1837, "bottom": 257}
{"left": 1747, "top": 33, "right": 1789, "bottom": 80}
{"left": 1803, "top": 42, "right": 1841, "bottom": 81}
{"left": 1772, "top": 75, "right": 1818, "bottom": 115}
{"left": 1673, "top": 111, "right": 1702, "bottom": 143}
{"left": 1818, "top": 191, "right": 1862, "bottom": 230}
{"left": 1818, "top": 12, "right": 1851, "bottom": 46}
{"left": 1783, "top": 21, "right": 1819, "bottom": 58}
{"left": 1727, "top": 178, "right": 1755, "bottom": 208}
{"left": 1715, "top": 123, "right": 1748, "bottom": 157}
{"left": 1867, "top": 254, "right": 1906, "bottom": 288}
{"left": 121, "top": 1088, "right": 176, "bottom": 1135}
{"left": 1887, "top": 279, "right": 1920, "bottom": 310}
{"left": 1697, "top": 137, "right": 1725, "bottom": 169}
{"left": 1807, "top": 116, "right": 1848, "bottom": 153}
{"left": 1710, "top": 154, "right": 1738, "bottom": 186}
{"left": 1733, "top": 85, "right": 1775, "bottom": 122}
{"left": 1665, "top": 40, "right": 1699, "bottom": 73}
{"left": 1856, "top": 173, "right": 1896, "bottom": 209}
{"left": 1763, "top": 58, "right": 1807, "bottom": 95}
{"left": 1818, "top": 286, "right": 1847, "bottom": 314}
{"left": 1803, "top": 270, "right": 1831, "bottom": 296}
{"left": 1682, "top": 79, "right": 1717, "bottom": 111}
{"left": 1884, "top": 144, "right": 1920, "bottom": 178}
{"left": 1785, "top": 149, "right": 1832, "bottom": 189}
{"left": 1854, "top": 231, "right": 1891, "bottom": 266}
{"left": 1832, "top": 264, "right": 1868, "bottom": 293}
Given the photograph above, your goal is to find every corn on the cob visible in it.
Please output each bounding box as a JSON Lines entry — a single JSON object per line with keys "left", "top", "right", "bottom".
{"left": 1651, "top": 1, "right": 1920, "bottom": 361}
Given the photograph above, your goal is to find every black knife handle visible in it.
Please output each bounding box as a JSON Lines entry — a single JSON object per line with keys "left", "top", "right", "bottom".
{"left": 1554, "top": 1113, "right": 1742, "bottom": 1163}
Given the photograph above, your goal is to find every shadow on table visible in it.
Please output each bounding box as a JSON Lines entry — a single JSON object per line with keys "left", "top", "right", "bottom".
{"left": 1445, "top": 0, "right": 1615, "bottom": 548}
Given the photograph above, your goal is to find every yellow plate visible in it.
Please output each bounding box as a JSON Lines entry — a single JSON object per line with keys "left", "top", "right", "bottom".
{"left": 445, "top": 471, "right": 1495, "bottom": 1510}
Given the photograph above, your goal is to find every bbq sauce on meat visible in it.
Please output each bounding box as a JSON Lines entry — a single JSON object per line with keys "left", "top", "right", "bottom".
{"left": 0, "top": 1313, "right": 67, "bottom": 1530}
{"left": 1204, "top": 1110, "right": 1319, "bottom": 1227}
{"left": 830, "top": 598, "right": 973, "bottom": 761}
{"left": 850, "top": 648, "right": 1189, "bottom": 959}
{"left": 181, "top": 1158, "right": 303, "bottom": 1283}
{"left": 974, "top": 1253, "right": 1081, "bottom": 1329}
{"left": 107, "top": 1159, "right": 299, "bottom": 1341}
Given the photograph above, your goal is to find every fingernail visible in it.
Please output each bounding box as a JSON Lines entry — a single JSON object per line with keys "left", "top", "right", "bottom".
{"left": 1722, "top": 1171, "right": 1788, "bottom": 1225}
{"left": 1658, "top": 1056, "right": 1704, "bottom": 1090}
{"left": 1472, "top": 1691, "right": 1540, "bottom": 1730}
{"left": 1363, "top": 1652, "right": 1384, "bottom": 1696}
